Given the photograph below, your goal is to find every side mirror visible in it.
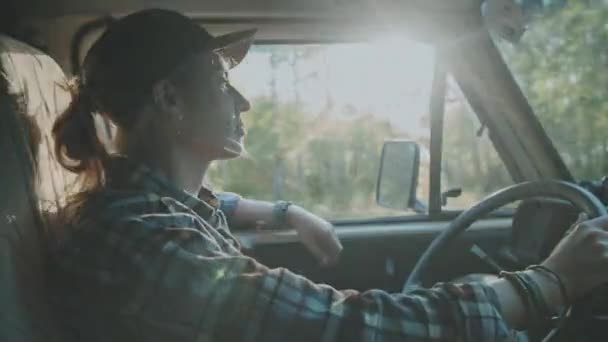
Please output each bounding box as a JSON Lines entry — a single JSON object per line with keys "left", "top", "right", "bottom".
{"left": 376, "top": 140, "right": 421, "bottom": 211}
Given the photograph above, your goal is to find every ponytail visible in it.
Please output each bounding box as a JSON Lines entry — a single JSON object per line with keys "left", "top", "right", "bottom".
{"left": 52, "top": 78, "right": 108, "bottom": 189}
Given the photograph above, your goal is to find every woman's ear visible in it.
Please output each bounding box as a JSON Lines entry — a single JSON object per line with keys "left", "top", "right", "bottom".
{"left": 152, "top": 79, "right": 181, "bottom": 116}
{"left": 151, "top": 79, "right": 187, "bottom": 142}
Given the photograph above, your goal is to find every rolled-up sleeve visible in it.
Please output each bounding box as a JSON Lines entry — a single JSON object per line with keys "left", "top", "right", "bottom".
{"left": 216, "top": 192, "right": 241, "bottom": 226}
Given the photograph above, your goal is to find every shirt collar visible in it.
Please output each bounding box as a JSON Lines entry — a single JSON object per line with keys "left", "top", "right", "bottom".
{"left": 104, "top": 156, "right": 220, "bottom": 213}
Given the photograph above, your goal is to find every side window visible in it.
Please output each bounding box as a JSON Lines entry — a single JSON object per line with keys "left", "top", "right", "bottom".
{"left": 207, "top": 40, "right": 435, "bottom": 219}
{"left": 497, "top": 2, "right": 607, "bottom": 183}
{"left": 441, "top": 77, "right": 513, "bottom": 209}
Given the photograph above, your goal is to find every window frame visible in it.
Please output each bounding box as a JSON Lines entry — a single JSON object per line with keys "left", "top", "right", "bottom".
{"left": 424, "top": 54, "right": 517, "bottom": 221}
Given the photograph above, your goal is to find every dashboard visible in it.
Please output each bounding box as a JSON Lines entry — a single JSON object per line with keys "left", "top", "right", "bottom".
{"left": 510, "top": 199, "right": 579, "bottom": 265}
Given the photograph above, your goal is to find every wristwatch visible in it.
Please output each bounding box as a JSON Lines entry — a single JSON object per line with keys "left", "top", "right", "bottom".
{"left": 271, "top": 200, "right": 293, "bottom": 229}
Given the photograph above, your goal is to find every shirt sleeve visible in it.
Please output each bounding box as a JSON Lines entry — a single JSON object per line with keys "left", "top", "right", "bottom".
{"left": 117, "top": 219, "right": 512, "bottom": 342}
{"left": 215, "top": 192, "right": 241, "bottom": 226}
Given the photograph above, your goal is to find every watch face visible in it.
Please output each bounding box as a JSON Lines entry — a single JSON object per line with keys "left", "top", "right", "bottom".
{"left": 272, "top": 201, "right": 292, "bottom": 229}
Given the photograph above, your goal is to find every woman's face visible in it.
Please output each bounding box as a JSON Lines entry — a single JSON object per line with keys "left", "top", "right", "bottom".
{"left": 172, "top": 52, "right": 250, "bottom": 160}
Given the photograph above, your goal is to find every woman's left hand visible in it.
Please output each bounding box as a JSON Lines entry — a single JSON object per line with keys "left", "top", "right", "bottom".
{"left": 287, "top": 205, "right": 343, "bottom": 266}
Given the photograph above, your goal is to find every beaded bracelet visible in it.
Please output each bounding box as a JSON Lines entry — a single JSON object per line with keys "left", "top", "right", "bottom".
{"left": 518, "top": 272, "right": 552, "bottom": 319}
{"left": 526, "top": 265, "right": 570, "bottom": 312}
{"left": 499, "top": 270, "right": 543, "bottom": 333}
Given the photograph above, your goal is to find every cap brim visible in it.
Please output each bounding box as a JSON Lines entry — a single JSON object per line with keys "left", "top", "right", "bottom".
{"left": 210, "top": 29, "right": 257, "bottom": 69}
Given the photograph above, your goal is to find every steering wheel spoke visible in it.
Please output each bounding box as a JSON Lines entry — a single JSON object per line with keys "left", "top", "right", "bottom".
{"left": 470, "top": 244, "right": 504, "bottom": 274}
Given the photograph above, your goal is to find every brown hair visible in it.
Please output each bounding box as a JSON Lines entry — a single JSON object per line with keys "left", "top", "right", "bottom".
{"left": 53, "top": 79, "right": 107, "bottom": 185}
{"left": 51, "top": 53, "right": 206, "bottom": 225}
{"left": 50, "top": 78, "right": 112, "bottom": 228}
{"left": 51, "top": 64, "right": 168, "bottom": 220}
{"left": 52, "top": 55, "right": 204, "bottom": 175}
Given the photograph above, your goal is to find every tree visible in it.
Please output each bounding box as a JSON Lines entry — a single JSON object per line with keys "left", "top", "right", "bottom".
{"left": 500, "top": 2, "right": 608, "bottom": 181}
{"left": 207, "top": 96, "right": 398, "bottom": 219}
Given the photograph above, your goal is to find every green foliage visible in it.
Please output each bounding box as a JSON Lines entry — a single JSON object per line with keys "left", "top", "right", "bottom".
{"left": 441, "top": 84, "right": 514, "bottom": 208}
{"left": 500, "top": 2, "right": 608, "bottom": 181}
{"left": 207, "top": 98, "right": 400, "bottom": 219}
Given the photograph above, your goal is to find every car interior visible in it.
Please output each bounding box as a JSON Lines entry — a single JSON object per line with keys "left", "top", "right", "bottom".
{"left": 2, "top": 0, "right": 608, "bottom": 341}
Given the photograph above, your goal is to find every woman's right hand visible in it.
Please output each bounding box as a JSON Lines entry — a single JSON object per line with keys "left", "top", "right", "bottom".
{"left": 542, "top": 213, "right": 608, "bottom": 301}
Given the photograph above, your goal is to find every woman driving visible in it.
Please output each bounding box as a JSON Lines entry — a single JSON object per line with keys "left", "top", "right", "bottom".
{"left": 50, "top": 8, "right": 608, "bottom": 342}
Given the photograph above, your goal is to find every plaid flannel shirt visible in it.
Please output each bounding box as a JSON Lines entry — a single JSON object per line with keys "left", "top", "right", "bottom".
{"left": 50, "top": 157, "right": 512, "bottom": 342}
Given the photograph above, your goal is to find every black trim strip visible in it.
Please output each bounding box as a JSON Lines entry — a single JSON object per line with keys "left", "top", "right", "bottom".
{"left": 428, "top": 55, "right": 447, "bottom": 215}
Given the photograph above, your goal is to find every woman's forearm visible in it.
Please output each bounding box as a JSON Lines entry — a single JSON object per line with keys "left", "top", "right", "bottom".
{"left": 489, "top": 269, "right": 564, "bottom": 330}
{"left": 229, "top": 198, "right": 277, "bottom": 230}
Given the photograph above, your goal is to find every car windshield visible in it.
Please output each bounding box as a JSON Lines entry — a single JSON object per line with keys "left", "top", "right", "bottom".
{"left": 498, "top": 1, "right": 608, "bottom": 181}
{"left": 206, "top": 36, "right": 515, "bottom": 219}
{"left": 206, "top": 39, "right": 436, "bottom": 219}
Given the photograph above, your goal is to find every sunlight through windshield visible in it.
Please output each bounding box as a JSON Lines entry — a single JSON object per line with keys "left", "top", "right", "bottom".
{"left": 209, "top": 38, "right": 435, "bottom": 219}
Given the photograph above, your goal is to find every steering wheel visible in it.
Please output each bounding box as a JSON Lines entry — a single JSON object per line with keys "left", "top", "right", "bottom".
{"left": 404, "top": 180, "right": 606, "bottom": 290}
{"left": 404, "top": 180, "right": 607, "bottom": 339}
{"left": 403, "top": 180, "right": 606, "bottom": 340}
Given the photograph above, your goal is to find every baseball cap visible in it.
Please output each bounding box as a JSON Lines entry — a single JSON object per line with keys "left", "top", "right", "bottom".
{"left": 81, "top": 8, "right": 256, "bottom": 115}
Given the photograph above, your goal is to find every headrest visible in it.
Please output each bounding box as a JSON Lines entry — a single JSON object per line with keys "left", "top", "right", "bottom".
{"left": 0, "top": 34, "right": 72, "bottom": 342}
{"left": 1, "top": 34, "right": 73, "bottom": 216}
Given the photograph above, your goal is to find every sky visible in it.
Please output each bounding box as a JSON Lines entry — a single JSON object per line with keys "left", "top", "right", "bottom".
{"left": 229, "top": 35, "right": 435, "bottom": 140}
